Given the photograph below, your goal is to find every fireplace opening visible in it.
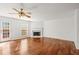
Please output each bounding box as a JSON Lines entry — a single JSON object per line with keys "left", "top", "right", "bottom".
{"left": 33, "top": 32, "right": 41, "bottom": 36}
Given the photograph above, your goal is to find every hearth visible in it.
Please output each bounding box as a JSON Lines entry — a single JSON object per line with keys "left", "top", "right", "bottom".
{"left": 33, "top": 32, "right": 40, "bottom": 36}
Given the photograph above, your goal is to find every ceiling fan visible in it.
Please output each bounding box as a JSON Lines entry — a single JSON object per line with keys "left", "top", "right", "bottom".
{"left": 9, "top": 8, "right": 31, "bottom": 18}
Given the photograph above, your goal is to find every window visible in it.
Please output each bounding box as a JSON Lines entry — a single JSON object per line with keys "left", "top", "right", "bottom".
{"left": 2, "top": 22, "right": 10, "bottom": 38}
{"left": 21, "top": 30, "right": 27, "bottom": 35}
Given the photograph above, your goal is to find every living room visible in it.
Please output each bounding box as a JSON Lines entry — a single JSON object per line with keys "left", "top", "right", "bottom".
{"left": 0, "top": 3, "right": 79, "bottom": 55}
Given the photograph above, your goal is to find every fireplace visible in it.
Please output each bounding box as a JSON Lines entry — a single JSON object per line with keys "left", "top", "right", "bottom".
{"left": 33, "top": 32, "right": 41, "bottom": 36}
{"left": 32, "top": 29, "right": 42, "bottom": 38}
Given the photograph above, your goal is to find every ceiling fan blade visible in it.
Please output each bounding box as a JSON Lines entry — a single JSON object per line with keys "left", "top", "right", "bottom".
{"left": 13, "top": 8, "right": 20, "bottom": 13}
{"left": 20, "top": 12, "right": 30, "bottom": 18}
{"left": 22, "top": 10, "right": 31, "bottom": 14}
{"left": 8, "top": 13, "right": 18, "bottom": 14}
{"left": 27, "top": 12, "right": 31, "bottom": 14}
{"left": 24, "top": 13, "right": 31, "bottom": 18}
{"left": 19, "top": 14, "right": 21, "bottom": 18}
{"left": 25, "top": 15, "right": 31, "bottom": 18}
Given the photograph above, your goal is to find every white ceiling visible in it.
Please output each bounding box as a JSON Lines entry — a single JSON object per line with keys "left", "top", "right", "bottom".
{"left": 0, "top": 3, "right": 79, "bottom": 21}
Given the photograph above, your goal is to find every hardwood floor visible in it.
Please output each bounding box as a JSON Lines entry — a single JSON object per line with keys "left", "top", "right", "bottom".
{"left": 0, "top": 37, "right": 77, "bottom": 55}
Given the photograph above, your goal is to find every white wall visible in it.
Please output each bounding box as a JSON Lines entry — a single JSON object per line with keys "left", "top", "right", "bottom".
{"left": 76, "top": 9, "right": 79, "bottom": 48}
{"left": 31, "top": 21, "right": 43, "bottom": 29}
{"left": 43, "top": 16, "right": 75, "bottom": 41}
{"left": 0, "top": 20, "right": 1, "bottom": 39}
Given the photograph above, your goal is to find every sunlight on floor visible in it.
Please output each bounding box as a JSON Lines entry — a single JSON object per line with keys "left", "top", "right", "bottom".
{"left": 0, "top": 38, "right": 28, "bottom": 55}
{"left": 0, "top": 42, "right": 10, "bottom": 55}
{"left": 20, "top": 39, "right": 28, "bottom": 55}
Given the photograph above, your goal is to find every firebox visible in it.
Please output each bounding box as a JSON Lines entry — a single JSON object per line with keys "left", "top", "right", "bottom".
{"left": 32, "top": 29, "right": 42, "bottom": 37}
{"left": 33, "top": 32, "right": 40, "bottom": 36}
